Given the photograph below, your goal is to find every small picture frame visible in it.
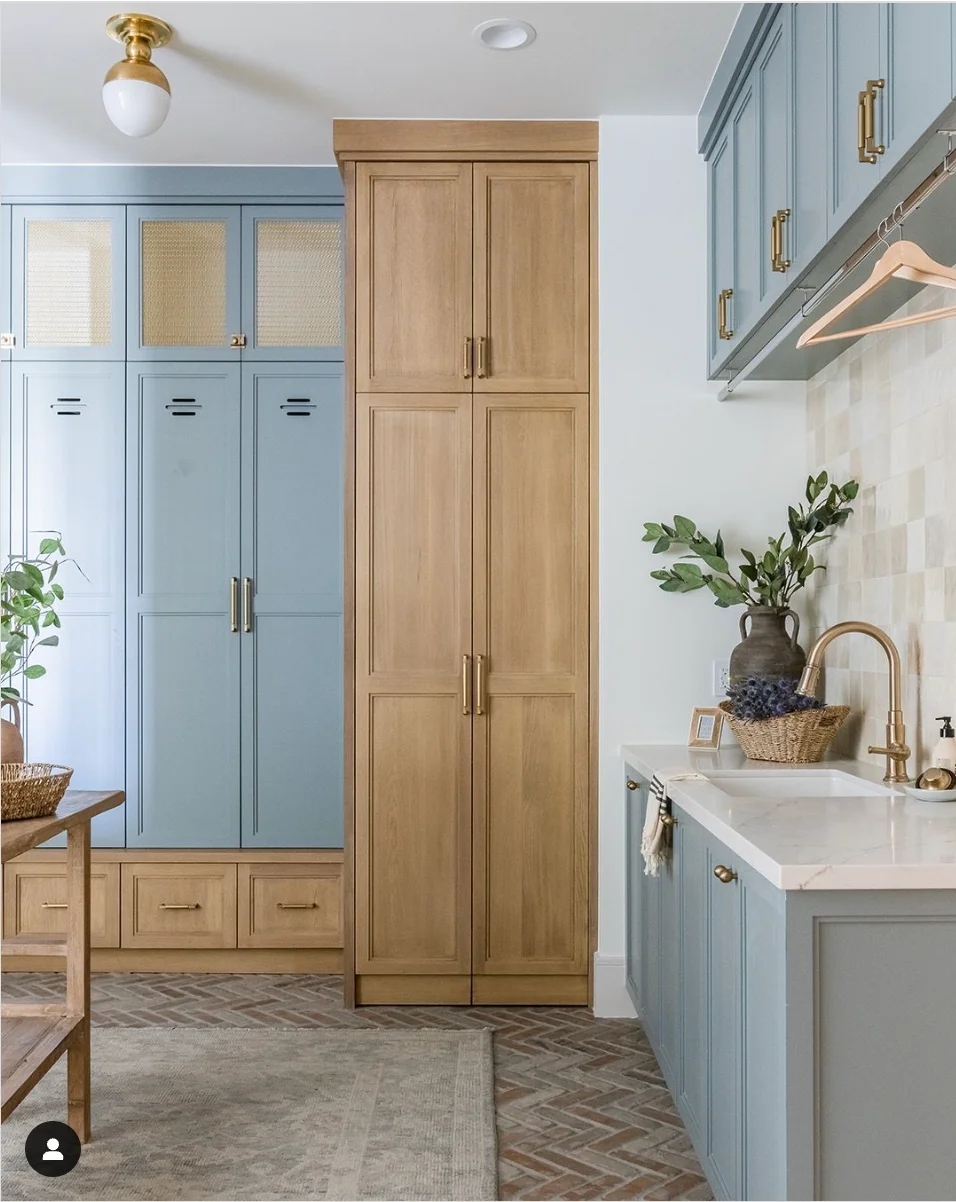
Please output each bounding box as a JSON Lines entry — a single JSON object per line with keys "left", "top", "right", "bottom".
{"left": 688, "top": 707, "right": 724, "bottom": 749}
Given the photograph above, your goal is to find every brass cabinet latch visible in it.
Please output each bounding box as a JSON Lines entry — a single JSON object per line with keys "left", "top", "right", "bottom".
{"left": 229, "top": 333, "right": 247, "bottom": 348}
{"left": 0, "top": 333, "right": 15, "bottom": 348}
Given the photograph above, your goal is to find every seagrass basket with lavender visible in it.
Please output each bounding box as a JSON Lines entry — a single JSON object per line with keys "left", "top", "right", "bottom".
{"left": 721, "top": 678, "right": 849, "bottom": 764}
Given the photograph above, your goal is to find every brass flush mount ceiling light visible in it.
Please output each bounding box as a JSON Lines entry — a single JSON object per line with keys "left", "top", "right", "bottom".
{"left": 103, "top": 12, "right": 173, "bottom": 137}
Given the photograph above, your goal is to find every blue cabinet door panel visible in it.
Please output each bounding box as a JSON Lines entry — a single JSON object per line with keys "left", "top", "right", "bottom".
{"left": 706, "top": 835, "right": 741, "bottom": 1200}
{"left": 677, "top": 813, "right": 707, "bottom": 1147}
{"left": 791, "top": 2, "right": 829, "bottom": 277}
{"left": 127, "top": 205, "right": 241, "bottom": 361}
{"left": 731, "top": 76, "right": 760, "bottom": 344}
{"left": 10, "top": 363, "right": 126, "bottom": 846}
{"left": 829, "top": 4, "right": 883, "bottom": 233}
{"left": 708, "top": 131, "right": 735, "bottom": 374}
{"left": 127, "top": 364, "right": 241, "bottom": 846}
{"left": 240, "top": 365, "right": 344, "bottom": 847}
{"left": 757, "top": 11, "right": 792, "bottom": 306}
{"left": 11, "top": 205, "right": 126, "bottom": 361}
{"left": 241, "top": 206, "right": 344, "bottom": 362}
{"left": 882, "top": 3, "right": 955, "bottom": 173}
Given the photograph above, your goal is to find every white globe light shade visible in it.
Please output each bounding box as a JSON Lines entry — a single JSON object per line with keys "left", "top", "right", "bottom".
{"left": 103, "top": 76, "right": 170, "bottom": 137}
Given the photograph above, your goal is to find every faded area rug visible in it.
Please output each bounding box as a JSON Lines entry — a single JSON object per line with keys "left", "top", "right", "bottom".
{"left": 1, "top": 1028, "right": 498, "bottom": 1201}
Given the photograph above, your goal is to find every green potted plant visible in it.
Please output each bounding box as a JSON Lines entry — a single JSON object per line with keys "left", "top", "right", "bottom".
{"left": 643, "top": 472, "right": 858, "bottom": 682}
{"left": 1, "top": 535, "right": 72, "bottom": 764}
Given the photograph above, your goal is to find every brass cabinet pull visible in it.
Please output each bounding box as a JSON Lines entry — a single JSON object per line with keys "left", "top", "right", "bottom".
{"left": 229, "top": 577, "right": 239, "bottom": 632}
{"left": 476, "top": 336, "right": 488, "bottom": 378}
{"left": 717, "top": 288, "right": 734, "bottom": 340}
{"left": 463, "top": 336, "right": 473, "bottom": 379}
{"left": 772, "top": 209, "right": 791, "bottom": 273}
{"left": 859, "top": 79, "right": 885, "bottom": 163}
{"left": 660, "top": 813, "right": 677, "bottom": 828}
{"left": 243, "top": 577, "right": 253, "bottom": 633}
{"left": 462, "top": 654, "right": 472, "bottom": 715}
{"left": 229, "top": 333, "right": 247, "bottom": 348}
{"left": 159, "top": 902, "right": 201, "bottom": 910}
{"left": 713, "top": 865, "right": 738, "bottom": 884}
{"left": 626, "top": 779, "right": 638, "bottom": 791}
{"left": 41, "top": 902, "right": 68, "bottom": 909}
{"left": 475, "top": 654, "right": 486, "bottom": 715}
{"left": 277, "top": 902, "right": 318, "bottom": 910}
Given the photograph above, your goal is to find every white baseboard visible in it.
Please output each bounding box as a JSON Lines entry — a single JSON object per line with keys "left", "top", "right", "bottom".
{"left": 592, "top": 952, "right": 637, "bottom": 1018}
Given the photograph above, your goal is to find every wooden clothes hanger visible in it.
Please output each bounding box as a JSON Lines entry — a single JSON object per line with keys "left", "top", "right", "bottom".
{"left": 797, "top": 238, "right": 956, "bottom": 348}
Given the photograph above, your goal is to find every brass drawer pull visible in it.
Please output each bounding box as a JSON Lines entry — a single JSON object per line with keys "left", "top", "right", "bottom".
{"left": 859, "top": 79, "right": 885, "bottom": 163}
{"left": 463, "top": 336, "right": 473, "bottom": 379}
{"left": 717, "top": 288, "right": 734, "bottom": 340}
{"left": 229, "top": 577, "right": 239, "bottom": 632}
{"left": 713, "top": 865, "right": 737, "bottom": 884}
{"left": 626, "top": 779, "right": 638, "bottom": 791}
{"left": 159, "top": 902, "right": 201, "bottom": 910}
{"left": 771, "top": 209, "right": 791, "bottom": 273}
{"left": 40, "top": 902, "right": 68, "bottom": 910}
{"left": 276, "top": 902, "right": 318, "bottom": 910}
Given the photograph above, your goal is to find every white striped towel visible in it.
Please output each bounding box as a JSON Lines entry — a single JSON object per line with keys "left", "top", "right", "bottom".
{"left": 641, "top": 772, "right": 707, "bottom": 876}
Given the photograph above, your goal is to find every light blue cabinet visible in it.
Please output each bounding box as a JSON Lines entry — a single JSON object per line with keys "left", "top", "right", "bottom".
{"left": 126, "top": 364, "right": 242, "bottom": 846}
{"left": 828, "top": 4, "right": 883, "bottom": 233}
{"left": 127, "top": 205, "right": 242, "bottom": 362}
{"left": 707, "top": 129, "right": 735, "bottom": 374}
{"left": 240, "top": 207, "right": 344, "bottom": 362}
{"left": 757, "top": 8, "right": 793, "bottom": 307}
{"left": 10, "top": 205, "right": 126, "bottom": 361}
{"left": 9, "top": 362, "right": 126, "bottom": 846}
{"left": 791, "top": 3, "right": 829, "bottom": 277}
{"left": 731, "top": 75, "right": 760, "bottom": 345}
{"left": 239, "top": 365, "right": 344, "bottom": 847}
{"left": 881, "top": 3, "right": 955, "bottom": 174}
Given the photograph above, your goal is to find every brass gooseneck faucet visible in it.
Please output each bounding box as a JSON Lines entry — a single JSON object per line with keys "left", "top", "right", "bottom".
{"left": 796, "top": 621, "right": 910, "bottom": 784}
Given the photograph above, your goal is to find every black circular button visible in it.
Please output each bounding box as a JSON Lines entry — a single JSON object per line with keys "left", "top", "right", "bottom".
{"left": 25, "top": 1121, "right": 81, "bottom": 1176}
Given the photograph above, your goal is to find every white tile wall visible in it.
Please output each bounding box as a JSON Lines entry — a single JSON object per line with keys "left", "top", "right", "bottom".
{"left": 806, "top": 283, "right": 956, "bottom": 769}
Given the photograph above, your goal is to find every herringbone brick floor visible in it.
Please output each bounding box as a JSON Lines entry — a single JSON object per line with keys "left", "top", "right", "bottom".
{"left": 1, "top": 972, "right": 711, "bottom": 1201}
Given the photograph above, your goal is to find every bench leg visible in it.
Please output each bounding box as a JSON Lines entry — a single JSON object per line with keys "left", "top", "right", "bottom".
{"left": 66, "top": 823, "right": 91, "bottom": 1142}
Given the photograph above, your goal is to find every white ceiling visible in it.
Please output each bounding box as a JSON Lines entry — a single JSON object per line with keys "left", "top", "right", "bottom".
{"left": 0, "top": 1, "right": 739, "bottom": 165}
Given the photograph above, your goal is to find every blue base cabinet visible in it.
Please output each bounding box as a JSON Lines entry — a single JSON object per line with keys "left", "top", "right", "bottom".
{"left": 625, "top": 770, "right": 956, "bottom": 1200}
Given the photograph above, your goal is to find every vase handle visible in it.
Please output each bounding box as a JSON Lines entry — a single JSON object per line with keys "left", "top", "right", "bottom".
{"left": 782, "top": 608, "right": 800, "bottom": 651}
{"left": 0, "top": 697, "right": 20, "bottom": 730}
{"left": 738, "top": 612, "right": 751, "bottom": 641}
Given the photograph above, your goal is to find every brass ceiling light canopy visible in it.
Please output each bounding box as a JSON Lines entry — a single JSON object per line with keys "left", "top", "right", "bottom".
{"left": 103, "top": 13, "right": 173, "bottom": 138}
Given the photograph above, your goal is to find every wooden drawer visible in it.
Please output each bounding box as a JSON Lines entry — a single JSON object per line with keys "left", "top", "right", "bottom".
{"left": 3, "top": 861, "right": 120, "bottom": 948}
{"left": 238, "top": 863, "right": 343, "bottom": 948}
{"left": 121, "top": 863, "right": 237, "bottom": 948}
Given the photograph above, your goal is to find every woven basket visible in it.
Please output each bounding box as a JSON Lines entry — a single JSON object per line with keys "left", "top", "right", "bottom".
{"left": 1, "top": 762, "right": 73, "bottom": 822}
{"left": 719, "top": 701, "right": 850, "bottom": 764}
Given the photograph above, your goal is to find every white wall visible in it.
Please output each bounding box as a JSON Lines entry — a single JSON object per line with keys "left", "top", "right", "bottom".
{"left": 596, "top": 117, "right": 806, "bottom": 1015}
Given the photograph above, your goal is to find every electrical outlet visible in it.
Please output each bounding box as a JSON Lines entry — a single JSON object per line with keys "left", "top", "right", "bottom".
{"left": 713, "top": 660, "right": 731, "bottom": 697}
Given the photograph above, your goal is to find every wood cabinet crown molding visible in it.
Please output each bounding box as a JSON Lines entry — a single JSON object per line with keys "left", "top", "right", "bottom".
{"left": 333, "top": 120, "right": 598, "bottom": 164}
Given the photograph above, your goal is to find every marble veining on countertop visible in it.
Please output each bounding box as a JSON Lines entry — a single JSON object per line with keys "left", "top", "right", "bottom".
{"left": 622, "top": 744, "right": 956, "bottom": 891}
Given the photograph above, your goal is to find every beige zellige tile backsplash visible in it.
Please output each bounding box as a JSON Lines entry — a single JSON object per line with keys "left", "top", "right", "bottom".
{"left": 806, "top": 283, "right": 956, "bottom": 770}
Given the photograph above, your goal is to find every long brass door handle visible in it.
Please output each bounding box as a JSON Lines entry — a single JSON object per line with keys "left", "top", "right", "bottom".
{"left": 229, "top": 577, "right": 239, "bottom": 632}
{"left": 717, "top": 289, "right": 734, "bottom": 340}
{"left": 462, "top": 654, "right": 472, "bottom": 715}
{"left": 159, "top": 902, "right": 201, "bottom": 910}
{"left": 476, "top": 336, "right": 488, "bottom": 378}
{"left": 243, "top": 577, "right": 253, "bottom": 633}
{"left": 277, "top": 902, "right": 318, "bottom": 910}
{"left": 41, "top": 902, "right": 68, "bottom": 909}
{"left": 475, "top": 654, "right": 486, "bottom": 715}
{"left": 859, "top": 79, "right": 885, "bottom": 163}
{"left": 463, "top": 337, "right": 473, "bottom": 379}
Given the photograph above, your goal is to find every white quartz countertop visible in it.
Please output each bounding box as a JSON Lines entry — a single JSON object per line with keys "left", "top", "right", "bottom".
{"left": 622, "top": 745, "right": 956, "bottom": 891}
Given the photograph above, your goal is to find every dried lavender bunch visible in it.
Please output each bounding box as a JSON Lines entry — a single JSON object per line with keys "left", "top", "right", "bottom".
{"left": 726, "top": 677, "right": 823, "bottom": 723}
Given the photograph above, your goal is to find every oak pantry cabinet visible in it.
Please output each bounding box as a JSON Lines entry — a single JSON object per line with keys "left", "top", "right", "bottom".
{"left": 335, "top": 122, "right": 597, "bottom": 1006}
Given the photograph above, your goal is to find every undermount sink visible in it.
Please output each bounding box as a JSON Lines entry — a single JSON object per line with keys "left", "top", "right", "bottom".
{"left": 701, "top": 770, "right": 896, "bottom": 799}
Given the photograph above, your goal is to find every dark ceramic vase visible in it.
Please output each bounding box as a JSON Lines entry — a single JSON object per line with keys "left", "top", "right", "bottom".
{"left": 729, "top": 606, "right": 806, "bottom": 683}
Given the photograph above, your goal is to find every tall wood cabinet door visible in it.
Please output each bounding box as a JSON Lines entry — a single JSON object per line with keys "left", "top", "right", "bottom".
{"left": 127, "top": 205, "right": 241, "bottom": 362}
{"left": 355, "top": 164, "right": 472, "bottom": 392}
{"left": 240, "top": 365, "right": 344, "bottom": 848}
{"left": 828, "top": 4, "right": 883, "bottom": 233}
{"left": 473, "top": 165, "right": 589, "bottom": 393}
{"left": 240, "top": 206, "right": 344, "bottom": 362}
{"left": 354, "top": 394, "right": 473, "bottom": 977}
{"left": 472, "top": 394, "right": 589, "bottom": 987}
{"left": 11, "top": 205, "right": 126, "bottom": 361}
{"left": 127, "top": 365, "right": 241, "bottom": 847}
{"left": 10, "top": 363, "right": 126, "bottom": 847}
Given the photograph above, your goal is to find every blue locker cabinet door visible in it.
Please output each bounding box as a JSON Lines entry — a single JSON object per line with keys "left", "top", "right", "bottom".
{"left": 1, "top": 206, "right": 11, "bottom": 362}
{"left": 708, "top": 127, "right": 735, "bottom": 376}
{"left": 10, "top": 363, "right": 126, "bottom": 846}
{"left": 10, "top": 205, "right": 126, "bottom": 361}
{"left": 731, "top": 73, "right": 760, "bottom": 346}
{"left": 127, "top": 205, "right": 241, "bottom": 362}
{"left": 241, "top": 206, "right": 344, "bottom": 362}
{"left": 881, "top": 3, "right": 955, "bottom": 174}
{"left": 828, "top": 4, "right": 883, "bottom": 234}
{"left": 757, "top": 9, "right": 793, "bottom": 308}
{"left": 127, "top": 364, "right": 241, "bottom": 846}
{"left": 240, "top": 365, "right": 344, "bottom": 848}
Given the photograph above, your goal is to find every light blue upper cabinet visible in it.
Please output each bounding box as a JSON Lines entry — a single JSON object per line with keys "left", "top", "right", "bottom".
{"left": 790, "top": 2, "right": 829, "bottom": 277}
{"left": 10, "top": 205, "right": 126, "bottom": 361}
{"left": 240, "top": 206, "right": 344, "bottom": 362}
{"left": 127, "top": 205, "right": 241, "bottom": 361}
{"left": 239, "top": 365, "right": 344, "bottom": 847}
{"left": 10, "top": 362, "right": 126, "bottom": 846}
{"left": 881, "top": 3, "right": 955, "bottom": 174}
{"left": 757, "top": 9, "right": 793, "bottom": 308}
{"left": 708, "top": 128, "right": 735, "bottom": 375}
{"left": 828, "top": 4, "right": 884, "bottom": 232}
{"left": 731, "top": 73, "right": 760, "bottom": 344}
{"left": 126, "top": 364, "right": 242, "bottom": 846}
{"left": 1, "top": 206, "right": 11, "bottom": 361}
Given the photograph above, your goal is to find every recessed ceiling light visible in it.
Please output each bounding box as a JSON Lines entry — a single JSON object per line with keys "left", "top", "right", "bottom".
{"left": 473, "top": 18, "right": 537, "bottom": 51}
